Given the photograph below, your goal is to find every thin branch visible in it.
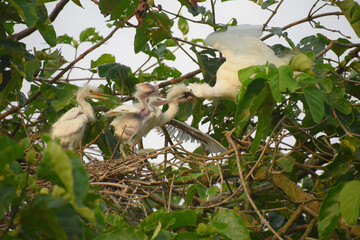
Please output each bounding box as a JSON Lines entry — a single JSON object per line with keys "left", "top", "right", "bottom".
{"left": 7, "top": 0, "right": 70, "bottom": 41}
{"left": 263, "top": 0, "right": 285, "bottom": 30}
{"left": 225, "top": 129, "right": 283, "bottom": 240}
{"left": 0, "top": 13, "right": 134, "bottom": 120}
{"left": 158, "top": 69, "right": 201, "bottom": 88}
{"left": 261, "top": 11, "right": 343, "bottom": 41}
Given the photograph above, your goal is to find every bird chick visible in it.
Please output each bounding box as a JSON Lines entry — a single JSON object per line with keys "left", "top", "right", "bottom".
{"left": 51, "top": 85, "right": 107, "bottom": 149}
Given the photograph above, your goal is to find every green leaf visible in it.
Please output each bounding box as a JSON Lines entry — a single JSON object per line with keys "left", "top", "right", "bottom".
{"left": 278, "top": 65, "right": 296, "bottom": 92}
{"left": 98, "top": 62, "right": 131, "bottom": 80}
{"left": 336, "top": 0, "right": 360, "bottom": 38}
{"left": 164, "top": 210, "right": 197, "bottom": 230}
{"left": 318, "top": 183, "right": 343, "bottom": 240}
{"left": 79, "top": 27, "right": 103, "bottom": 43}
{"left": 36, "top": 21, "right": 57, "bottom": 47}
{"left": 20, "top": 195, "right": 68, "bottom": 239}
{"left": 251, "top": 95, "right": 275, "bottom": 155}
{"left": 0, "top": 181, "right": 17, "bottom": 218}
{"left": 303, "top": 85, "right": 325, "bottom": 123}
{"left": 9, "top": 0, "right": 38, "bottom": 28}
{"left": 291, "top": 53, "right": 315, "bottom": 75}
{"left": 270, "top": 26, "right": 282, "bottom": 36}
{"left": 324, "top": 88, "right": 353, "bottom": 115}
{"left": 37, "top": 141, "right": 75, "bottom": 203}
{"left": 267, "top": 64, "right": 281, "bottom": 102}
{"left": 235, "top": 78, "right": 270, "bottom": 131}
{"left": 67, "top": 151, "right": 89, "bottom": 207}
{"left": 95, "top": 226, "right": 146, "bottom": 239}
{"left": 174, "top": 232, "right": 202, "bottom": 240}
{"left": 211, "top": 209, "right": 250, "bottom": 240}
{"left": 51, "top": 84, "right": 78, "bottom": 111}
{"left": 98, "top": 0, "right": 137, "bottom": 19}
{"left": 0, "top": 136, "right": 26, "bottom": 169}
{"left": 339, "top": 180, "right": 360, "bottom": 225}
{"left": 178, "top": 17, "right": 189, "bottom": 35}
{"left": 24, "top": 59, "right": 41, "bottom": 81}
{"left": 140, "top": 209, "right": 167, "bottom": 232}
{"left": 91, "top": 53, "right": 116, "bottom": 69}
{"left": 134, "top": 12, "right": 173, "bottom": 53}
{"left": 277, "top": 157, "right": 294, "bottom": 173}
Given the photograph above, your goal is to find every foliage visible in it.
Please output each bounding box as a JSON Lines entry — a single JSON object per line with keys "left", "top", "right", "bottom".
{"left": 1, "top": 0, "right": 360, "bottom": 239}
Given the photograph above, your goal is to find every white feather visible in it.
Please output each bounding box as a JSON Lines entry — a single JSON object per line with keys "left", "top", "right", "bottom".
{"left": 190, "top": 24, "right": 288, "bottom": 101}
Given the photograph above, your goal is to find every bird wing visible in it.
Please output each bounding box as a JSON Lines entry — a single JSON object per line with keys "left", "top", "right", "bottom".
{"left": 205, "top": 25, "right": 286, "bottom": 65}
{"left": 105, "top": 105, "right": 141, "bottom": 117}
{"left": 158, "top": 119, "right": 227, "bottom": 153}
{"left": 110, "top": 113, "right": 141, "bottom": 142}
{"left": 51, "top": 108, "right": 89, "bottom": 138}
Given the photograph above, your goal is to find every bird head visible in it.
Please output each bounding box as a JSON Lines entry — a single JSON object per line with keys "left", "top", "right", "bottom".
{"left": 133, "top": 83, "right": 159, "bottom": 100}
{"left": 76, "top": 85, "right": 108, "bottom": 102}
{"left": 167, "top": 83, "right": 197, "bottom": 104}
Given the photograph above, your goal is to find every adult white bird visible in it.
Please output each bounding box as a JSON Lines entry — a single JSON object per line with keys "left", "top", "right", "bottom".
{"left": 189, "top": 24, "right": 288, "bottom": 101}
{"left": 51, "top": 85, "right": 108, "bottom": 149}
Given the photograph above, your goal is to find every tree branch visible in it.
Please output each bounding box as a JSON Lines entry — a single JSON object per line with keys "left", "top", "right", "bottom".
{"left": 7, "top": 0, "right": 70, "bottom": 41}
{"left": 261, "top": 11, "right": 343, "bottom": 41}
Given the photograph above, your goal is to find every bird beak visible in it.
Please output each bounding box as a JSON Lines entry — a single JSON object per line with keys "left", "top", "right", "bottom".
{"left": 91, "top": 92, "right": 109, "bottom": 99}
{"left": 184, "top": 91, "right": 198, "bottom": 103}
{"left": 153, "top": 99, "right": 169, "bottom": 106}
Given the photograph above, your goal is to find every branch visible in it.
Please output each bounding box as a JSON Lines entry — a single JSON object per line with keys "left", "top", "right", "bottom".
{"left": 261, "top": 11, "right": 343, "bottom": 41}
{"left": 0, "top": 13, "right": 134, "bottom": 120}
{"left": 225, "top": 129, "right": 283, "bottom": 240}
{"left": 158, "top": 69, "right": 201, "bottom": 88}
{"left": 7, "top": 0, "right": 70, "bottom": 41}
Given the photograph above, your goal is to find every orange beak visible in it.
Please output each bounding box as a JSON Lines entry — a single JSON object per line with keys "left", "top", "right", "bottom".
{"left": 91, "top": 92, "right": 109, "bottom": 99}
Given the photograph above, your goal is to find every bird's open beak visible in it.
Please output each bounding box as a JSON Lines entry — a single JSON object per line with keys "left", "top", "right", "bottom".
{"left": 91, "top": 92, "right": 109, "bottom": 99}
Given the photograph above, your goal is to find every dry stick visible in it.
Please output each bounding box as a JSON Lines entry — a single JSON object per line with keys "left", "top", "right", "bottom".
{"left": 0, "top": 13, "right": 134, "bottom": 120}
{"left": 167, "top": 176, "right": 176, "bottom": 212}
{"left": 261, "top": 11, "right": 343, "bottom": 41}
{"left": 7, "top": 0, "right": 70, "bottom": 41}
{"left": 81, "top": 122, "right": 110, "bottom": 151}
{"left": 244, "top": 117, "right": 285, "bottom": 181}
{"left": 225, "top": 130, "right": 283, "bottom": 240}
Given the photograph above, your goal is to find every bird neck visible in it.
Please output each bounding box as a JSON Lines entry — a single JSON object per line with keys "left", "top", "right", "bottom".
{"left": 78, "top": 99, "right": 96, "bottom": 121}
{"left": 158, "top": 102, "right": 179, "bottom": 126}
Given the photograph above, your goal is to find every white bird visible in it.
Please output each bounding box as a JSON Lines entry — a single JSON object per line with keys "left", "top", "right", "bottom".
{"left": 106, "top": 83, "right": 196, "bottom": 148}
{"left": 156, "top": 84, "right": 227, "bottom": 153}
{"left": 189, "top": 24, "right": 288, "bottom": 101}
{"left": 51, "top": 85, "right": 108, "bottom": 149}
{"left": 105, "top": 83, "right": 162, "bottom": 146}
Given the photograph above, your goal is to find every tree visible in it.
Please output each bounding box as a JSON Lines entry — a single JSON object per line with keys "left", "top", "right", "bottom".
{"left": 1, "top": 0, "right": 360, "bottom": 239}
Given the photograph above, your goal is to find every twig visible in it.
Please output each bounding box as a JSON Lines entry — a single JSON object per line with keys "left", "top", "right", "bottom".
{"left": 261, "top": 11, "right": 343, "bottom": 41}
{"left": 225, "top": 129, "right": 283, "bottom": 240}
{"left": 158, "top": 69, "right": 202, "bottom": 88}
{"left": 263, "top": 0, "right": 285, "bottom": 30}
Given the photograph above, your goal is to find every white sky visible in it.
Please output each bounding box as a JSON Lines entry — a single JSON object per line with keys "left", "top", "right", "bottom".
{"left": 16, "top": 0, "right": 359, "bottom": 154}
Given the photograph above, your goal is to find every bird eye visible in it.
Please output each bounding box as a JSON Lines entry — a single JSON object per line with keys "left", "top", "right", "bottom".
{"left": 89, "top": 90, "right": 93, "bottom": 93}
